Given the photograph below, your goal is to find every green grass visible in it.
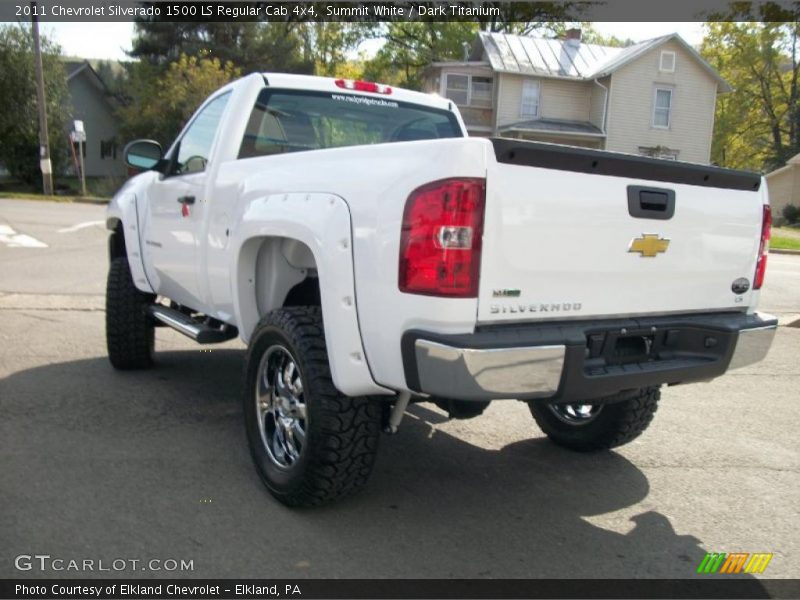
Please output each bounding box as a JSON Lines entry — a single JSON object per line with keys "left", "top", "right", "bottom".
{"left": 0, "top": 176, "right": 115, "bottom": 202}
{"left": 0, "top": 191, "right": 108, "bottom": 204}
{"left": 773, "top": 225, "right": 800, "bottom": 239}
{"left": 772, "top": 235, "right": 800, "bottom": 251}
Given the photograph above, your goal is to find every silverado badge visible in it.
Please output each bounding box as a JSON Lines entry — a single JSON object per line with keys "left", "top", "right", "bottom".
{"left": 629, "top": 234, "right": 670, "bottom": 257}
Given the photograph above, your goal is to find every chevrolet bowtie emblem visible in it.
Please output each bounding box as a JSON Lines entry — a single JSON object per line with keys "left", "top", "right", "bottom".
{"left": 629, "top": 234, "right": 670, "bottom": 257}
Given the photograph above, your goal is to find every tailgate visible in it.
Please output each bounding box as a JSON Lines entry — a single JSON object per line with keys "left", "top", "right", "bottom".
{"left": 478, "top": 139, "right": 765, "bottom": 324}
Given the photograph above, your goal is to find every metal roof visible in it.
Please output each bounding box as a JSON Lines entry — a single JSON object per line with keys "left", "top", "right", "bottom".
{"left": 479, "top": 31, "right": 625, "bottom": 79}
{"left": 476, "top": 32, "right": 731, "bottom": 92}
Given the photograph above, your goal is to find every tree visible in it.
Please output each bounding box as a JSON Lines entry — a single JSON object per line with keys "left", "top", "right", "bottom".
{"left": 701, "top": 21, "right": 800, "bottom": 171}
{"left": 298, "top": 23, "right": 369, "bottom": 76}
{"left": 363, "top": 22, "right": 480, "bottom": 88}
{"left": 130, "top": 21, "right": 313, "bottom": 74}
{"left": 0, "top": 24, "right": 69, "bottom": 185}
{"left": 361, "top": 7, "right": 583, "bottom": 90}
{"left": 117, "top": 54, "right": 240, "bottom": 147}
{"left": 580, "top": 25, "right": 635, "bottom": 48}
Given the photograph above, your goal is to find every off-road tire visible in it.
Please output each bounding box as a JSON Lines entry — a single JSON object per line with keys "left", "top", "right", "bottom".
{"left": 106, "top": 257, "right": 155, "bottom": 370}
{"left": 529, "top": 387, "right": 660, "bottom": 452}
{"left": 243, "top": 307, "right": 381, "bottom": 507}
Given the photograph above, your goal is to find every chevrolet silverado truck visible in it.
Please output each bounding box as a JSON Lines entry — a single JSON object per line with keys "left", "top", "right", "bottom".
{"left": 106, "top": 72, "right": 777, "bottom": 506}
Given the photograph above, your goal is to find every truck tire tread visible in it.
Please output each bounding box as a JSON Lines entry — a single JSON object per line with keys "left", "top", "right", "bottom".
{"left": 529, "top": 387, "right": 660, "bottom": 452}
{"left": 245, "top": 307, "right": 381, "bottom": 507}
{"left": 106, "top": 257, "right": 155, "bottom": 370}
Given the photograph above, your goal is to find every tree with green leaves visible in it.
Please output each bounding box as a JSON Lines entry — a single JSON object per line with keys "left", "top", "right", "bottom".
{"left": 362, "top": 22, "right": 480, "bottom": 88}
{"left": 360, "top": 8, "right": 585, "bottom": 90}
{"left": 701, "top": 21, "right": 800, "bottom": 171}
{"left": 0, "top": 24, "right": 69, "bottom": 185}
{"left": 298, "top": 23, "right": 371, "bottom": 76}
{"left": 130, "top": 21, "right": 314, "bottom": 74}
{"left": 117, "top": 54, "right": 241, "bottom": 147}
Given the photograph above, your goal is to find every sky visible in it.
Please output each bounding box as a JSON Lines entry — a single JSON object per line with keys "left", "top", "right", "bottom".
{"left": 42, "top": 21, "right": 707, "bottom": 62}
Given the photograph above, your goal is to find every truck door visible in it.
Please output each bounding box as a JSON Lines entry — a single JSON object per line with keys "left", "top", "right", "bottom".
{"left": 140, "top": 92, "right": 231, "bottom": 310}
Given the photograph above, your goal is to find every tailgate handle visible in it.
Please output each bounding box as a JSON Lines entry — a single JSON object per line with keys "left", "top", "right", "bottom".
{"left": 627, "top": 185, "right": 675, "bottom": 220}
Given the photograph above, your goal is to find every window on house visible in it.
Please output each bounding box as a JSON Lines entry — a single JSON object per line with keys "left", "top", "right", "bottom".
{"left": 100, "top": 138, "right": 117, "bottom": 160}
{"left": 660, "top": 51, "right": 676, "bottom": 72}
{"left": 520, "top": 80, "right": 540, "bottom": 118}
{"left": 470, "top": 77, "right": 493, "bottom": 108}
{"left": 444, "top": 74, "right": 469, "bottom": 105}
{"left": 652, "top": 88, "right": 672, "bottom": 128}
{"left": 443, "top": 73, "right": 494, "bottom": 107}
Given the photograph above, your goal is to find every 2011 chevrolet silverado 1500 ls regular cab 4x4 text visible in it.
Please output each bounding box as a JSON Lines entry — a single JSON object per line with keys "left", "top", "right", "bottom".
{"left": 106, "top": 73, "right": 777, "bottom": 506}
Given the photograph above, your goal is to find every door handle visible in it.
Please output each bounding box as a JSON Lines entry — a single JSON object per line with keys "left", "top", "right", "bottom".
{"left": 627, "top": 186, "right": 675, "bottom": 220}
{"left": 177, "top": 195, "right": 195, "bottom": 205}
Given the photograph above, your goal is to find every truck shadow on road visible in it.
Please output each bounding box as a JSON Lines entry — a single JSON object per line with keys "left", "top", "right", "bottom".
{"left": 0, "top": 349, "right": 769, "bottom": 587}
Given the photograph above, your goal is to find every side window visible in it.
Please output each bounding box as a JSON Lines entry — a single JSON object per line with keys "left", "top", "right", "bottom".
{"left": 444, "top": 74, "right": 469, "bottom": 105}
{"left": 172, "top": 92, "right": 231, "bottom": 175}
{"left": 660, "top": 51, "right": 676, "bottom": 72}
{"left": 652, "top": 87, "right": 673, "bottom": 129}
{"left": 520, "top": 80, "right": 540, "bottom": 118}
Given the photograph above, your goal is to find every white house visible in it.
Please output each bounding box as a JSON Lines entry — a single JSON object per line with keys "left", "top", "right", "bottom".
{"left": 766, "top": 153, "right": 800, "bottom": 222}
{"left": 422, "top": 29, "right": 731, "bottom": 165}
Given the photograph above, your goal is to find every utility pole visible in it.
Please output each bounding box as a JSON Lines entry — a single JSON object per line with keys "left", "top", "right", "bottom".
{"left": 31, "top": 2, "right": 53, "bottom": 195}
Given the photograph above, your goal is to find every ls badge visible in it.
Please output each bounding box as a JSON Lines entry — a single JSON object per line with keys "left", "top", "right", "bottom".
{"left": 629, "top": 234, "right": 670, "bottom": 257}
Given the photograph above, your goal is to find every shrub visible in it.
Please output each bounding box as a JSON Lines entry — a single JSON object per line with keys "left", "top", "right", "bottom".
{"left": 782, "top": 204, "right": 799, "bottom": 225}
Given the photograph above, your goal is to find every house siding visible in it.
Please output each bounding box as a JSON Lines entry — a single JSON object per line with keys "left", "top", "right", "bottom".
{"left": 495, "top": 73, "right": 592, "bottom": 128}
{"left": 604, "top": 39, "right": 718, "bottom": 164}
{"left": 68, "top": 73, "right": 126, "bottom": 178}
{"left": 766, "top": 164, "right": 800, "bottom": 221}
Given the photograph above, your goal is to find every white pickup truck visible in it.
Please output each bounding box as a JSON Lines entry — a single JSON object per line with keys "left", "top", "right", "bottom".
{"left": 107, "top": 72, "right": 777, "bottom": 506}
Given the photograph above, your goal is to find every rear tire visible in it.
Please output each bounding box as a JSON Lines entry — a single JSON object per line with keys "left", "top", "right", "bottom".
{"left": 529, "top": 387, "right": 660, "bottom": 452}
{"left": 106, "top": 257, "right": 155, "bottom": 370}
{"left": 243, "top": 307, "right": 381, "bottom": 507}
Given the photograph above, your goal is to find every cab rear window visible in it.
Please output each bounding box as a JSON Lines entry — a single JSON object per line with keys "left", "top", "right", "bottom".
{"left": 239, "top": 88, "right": 462, "bottom": 159}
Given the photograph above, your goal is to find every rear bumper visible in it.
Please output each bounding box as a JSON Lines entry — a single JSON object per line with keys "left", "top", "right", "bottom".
{"left": 402, "top": 312, "right": 777, "bottom": 402}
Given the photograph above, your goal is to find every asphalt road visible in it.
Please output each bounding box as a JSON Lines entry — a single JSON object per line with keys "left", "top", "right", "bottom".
{"left": 1, "top": 199, "right": 798, "bottom": 585}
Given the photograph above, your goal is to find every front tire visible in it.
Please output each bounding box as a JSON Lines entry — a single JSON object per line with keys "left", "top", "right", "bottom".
{"left": 106, "top": 257, "right": 155, "bottom": 370}
{"left": 243, "top": 307, "right": 381, "bottom": 507}
{"left": 529, "top": 387, "right": 660, "bottom": 452}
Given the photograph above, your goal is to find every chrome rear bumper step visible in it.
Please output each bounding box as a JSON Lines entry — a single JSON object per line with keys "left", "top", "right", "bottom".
{"left": 148, "top": 304, "right": 238, "bottom": 344}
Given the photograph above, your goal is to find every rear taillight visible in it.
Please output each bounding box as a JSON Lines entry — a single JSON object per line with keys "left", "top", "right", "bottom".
{"left": 754, "top": 204, "right": 772, "bottom": 290}
{"left": 334, "top": 79, "right": 392, "bottom": 94}
{"left": 399, "top": 178, "right": 485, "bottom": 297}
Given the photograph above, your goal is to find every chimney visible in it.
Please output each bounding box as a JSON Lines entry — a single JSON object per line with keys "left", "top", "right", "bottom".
{"left": 462, "top": 41, "right": 470, "bottom": 62}
{"left": 565, "top": 28, "right": 582, "bottom": 43}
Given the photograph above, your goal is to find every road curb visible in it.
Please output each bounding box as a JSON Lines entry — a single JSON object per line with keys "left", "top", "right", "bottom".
{"left": 770, "top": 248, "right": 800, "bottom": 255}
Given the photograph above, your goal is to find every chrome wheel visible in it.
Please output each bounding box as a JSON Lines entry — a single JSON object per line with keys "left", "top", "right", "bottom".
{"left": 255, "top": 345, "right": 307, "bottom": 469}
{"left": 548, "top": 402, "right": 603, "bottom": 425}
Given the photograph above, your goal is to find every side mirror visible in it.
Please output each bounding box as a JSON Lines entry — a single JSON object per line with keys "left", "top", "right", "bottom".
{"left": 123, "top": 139, "right": 163, "bottom": 171}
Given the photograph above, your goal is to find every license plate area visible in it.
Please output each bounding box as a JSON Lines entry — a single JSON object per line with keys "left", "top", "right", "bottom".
{"left": 583, "top": 324, "right": 731, "bottom": 375}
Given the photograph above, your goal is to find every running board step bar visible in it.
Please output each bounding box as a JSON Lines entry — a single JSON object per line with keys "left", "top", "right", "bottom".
{"left": 148, "top": 305, "right": 238, "bottom": 344}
